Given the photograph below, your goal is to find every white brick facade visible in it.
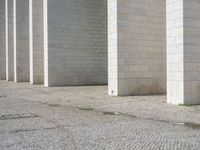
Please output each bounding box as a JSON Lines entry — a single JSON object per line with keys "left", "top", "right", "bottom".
{"left": 167, "top": 0, "right": 200, "bottom": 104}
{"left": 108, "top": 0, "right": 166, "bottom": 96}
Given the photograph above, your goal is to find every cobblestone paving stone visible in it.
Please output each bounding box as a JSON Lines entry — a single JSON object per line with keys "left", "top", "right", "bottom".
{"left": 0, "top": 81, "right": 200, "bottom": 149}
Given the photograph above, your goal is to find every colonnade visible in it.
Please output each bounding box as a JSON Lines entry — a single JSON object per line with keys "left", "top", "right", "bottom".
{"left": 0, "top": 0, "right": 199, "bottom": 105}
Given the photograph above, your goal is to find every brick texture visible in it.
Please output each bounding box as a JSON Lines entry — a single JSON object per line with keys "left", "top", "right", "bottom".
{"left": 44, "top": 0, "right": 107, "bottom": 86}
{"left": 108, "top": 0, "right": 166, "bottom": 96}
{"left": 167, "top": 0, "right": 200, "bottom": 104}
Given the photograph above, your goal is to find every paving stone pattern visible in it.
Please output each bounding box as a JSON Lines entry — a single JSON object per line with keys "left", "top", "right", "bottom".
{"left": 0, "top": 81, "right": 200, "bottom": 149}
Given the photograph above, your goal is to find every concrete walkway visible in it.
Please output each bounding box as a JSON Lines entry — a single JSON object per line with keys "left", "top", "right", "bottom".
{"left": 2, "top": 81, "right": 200, "bottom": 149}
{"left": 1, "top": 81, "right": 200, "bottom": 126}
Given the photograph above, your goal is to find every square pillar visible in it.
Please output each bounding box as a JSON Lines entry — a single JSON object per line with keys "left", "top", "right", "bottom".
{"left": 167, "top": 0, "right": 200, "bottom": 104}
{"left": 6, "top": 0, "right": 14, "bottom": 81}
{"left": 44, "top": 0, "right": 107, "bottom": 87}
{"left": 0, "top": 0, "right": 6, "bottom": 80}
{"left": 108, "top": 0, "right": 118, "bottom": 95}
{"left": 108, "top": 0, "right": 166, "bottom": 96}
{"left": 29, "top": 0, "right": 44, "bottom": 84}
{"left": 14, "top": 0, "right": 29, "bottom": 82}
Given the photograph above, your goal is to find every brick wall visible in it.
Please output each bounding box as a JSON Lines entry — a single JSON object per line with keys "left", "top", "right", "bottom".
{"left": 44, "top": 0, "right": 107, "bottom": 86}
{"left": 183, "top": 0, "right": 200, "bottom": 104}
{"left": 109, "top": 0, "right": 166, "bottom": 96}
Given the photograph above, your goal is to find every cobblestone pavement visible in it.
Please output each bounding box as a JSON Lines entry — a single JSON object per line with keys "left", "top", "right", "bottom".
{"left": 1, "top": 81, "right": 200, "bottom": 149}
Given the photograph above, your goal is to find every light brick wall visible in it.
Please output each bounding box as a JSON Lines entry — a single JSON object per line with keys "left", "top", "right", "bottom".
{"left": 108, "top": 0, "right": 166, "bottom": 96}
{"left": 14, "top": 0, "right": 29, "bottom": 82}
{"left": 44, "top": 0, "right": 107, "bottom": 86}
{"left": 29, "top": 0, "right": 44, "bottom": 84}
{"left": 6, "top": 0, "right": 14, "bottom": 81}
{"left": 167, "top": 0, "right": 200, "bottom": 104}
{"left": 0, "top": 0, "right": 6, "bottom": 80}
{"left": 184, "top": 0, "right": 200, "bottom": 104}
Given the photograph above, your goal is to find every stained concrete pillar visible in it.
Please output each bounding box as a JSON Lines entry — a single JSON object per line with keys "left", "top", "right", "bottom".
{"left": 108, "top": 0, "right": 166, "bottom": 96}
{"left": 0, "top": 0, "right": 6, "bottom": 80}
{"left": 14, "top": 0, "right": 29, "bottom": 82}
{"left": 6, "top": 0, "right": 14, "bottom": 81}
{"left": 167, "top": 0, "right": 200, "bottom": 105}
{"left": 29, "top": 0, "right": 44, "bottom": 84}
{"left": 44, "top": 0, "right": 107, "bottom": 87}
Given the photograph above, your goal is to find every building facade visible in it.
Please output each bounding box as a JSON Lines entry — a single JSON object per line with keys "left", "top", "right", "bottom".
{"left": 0, "top": 0, "right": 199, "bottom": 105}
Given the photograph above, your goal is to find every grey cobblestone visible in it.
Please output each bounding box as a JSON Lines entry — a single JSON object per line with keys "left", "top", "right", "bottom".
{"left": 1, "top": 81, "right": 200, "bottom": 149}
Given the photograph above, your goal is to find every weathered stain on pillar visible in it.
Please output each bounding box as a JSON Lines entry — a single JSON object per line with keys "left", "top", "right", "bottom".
{"left": 108, "top": 0, "right": 166, "bottom": 96}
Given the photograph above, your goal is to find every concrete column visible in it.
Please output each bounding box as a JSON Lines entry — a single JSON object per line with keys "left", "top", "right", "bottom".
{"left": 29, "top": 0, "right": 44, "bottom": 84}
{"left": 0, "top": 0, "right": 6, "bottom": 80}
{"left": 108, "top": 0, "right": 118, "bottom": 95}
{"left": 6, "top": 0, "right": 14, "bottom": 81}
{"left": 14, "top": 0, "right": 29, "bottom": 82}
{"left": 167, "top": 0, "right": 200, "bottom": 105}
{"left": 108, "top": 0, "right": 166, "bottom": 96}
{"left": 44, "top": 0, "right": 107, "bottom": 87}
